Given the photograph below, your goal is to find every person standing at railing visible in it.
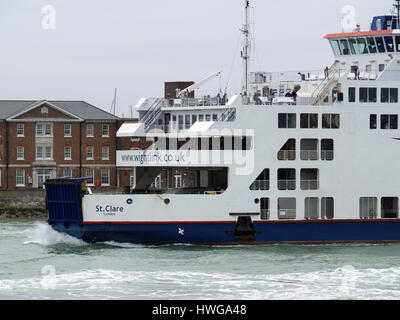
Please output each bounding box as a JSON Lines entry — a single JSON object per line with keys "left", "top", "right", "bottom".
{"left": 354, "top": 66, "right": 360, "bottom": 80}
{"left": 324, "top": 66, "right": 329, "bottom": 79}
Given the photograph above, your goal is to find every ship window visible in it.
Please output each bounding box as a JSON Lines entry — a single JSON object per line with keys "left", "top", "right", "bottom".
{"left": 277, "top": 139, "right": 296, "bottom": 160}
{"left": 192, "top": 114, "right": 197, "bottom": 124}
{"left": 360, "top": 197, "right": 377, "bottom": 219}
{"left": 381, "top": 88, "right": 389, "bottom": 102}
{"left": 380, "top": 114, "right": 398, "bottom": 129}
{"left": 367, "top": 37, "right": 377, "bottom": 53}
{"left": 390, "top": 88, "right": 398, "bottom": 103}
{"left": 381, "top": 197, "right": 398, "bottom": 218}
{"left": 321, "top": 139, "right": 334, "bottom": 160}
{"left": 300, "top": 169, "right": 319, "bottom": 190}
{"left": 322, "top": 113, "right": 340, "bottom": 129}
{"left": 370, "top": 114, "right": 377, "bottom": 129}
{"left": 300, "top": 113, "right": 318, "bottom": 128}
{"left": 277, "top": 168, "right": 296, "bottom": 190}
{"left": 300, "top": 139, "right": 318, "bottom": 160}
{"left": 384, "top": 36, "right": 394, "bottom": 52}
{"left": 357, "top": 38, "right": 369, "bottom": 54}
{"left": 340, "top": 39, "right": 350, "bottom": 55}
{"left": 375, "top": 37, "right": 386, "bottom": 53}
{"left": 348, "top": 87, "right": 356, "bottom": 102}
{"left": 278, "top": 113, "right": 296, "bottom": 128}
{"left": 359, "top": 87, "right": 376, "bottom": 102}
{"left": 379, "top": 64, "right": 385, "bottom": 72}
{"left": 249, "top": 169, "right": 269, "bottom": 190}
{"left": 348, "top": 39, "right": 359, "bottom": 54}
{"left": 396, "top": 36, "right": 400, "bottom": 52}
{"left": 321, "top": 197, "right": 334, "bottom": 219}
{"left": 260, "top": 198, "right": 270, "bottom": 220}
{"left": 278, "top": 197, "right": 296, "bottom": 219}
{"left": 199, "top": 114, "right": 204, "bottom": 122}
{"left": 178, "top": 115, "right": 183, "bottom": 130}
{"left": 330, "top": 40, "right": 341, "bottom": 56}
{"left": 185, "top": 115, "right": 191, "bottom": 129}
{"left": 305, "top": 197, "right": 319, "bottom": 219}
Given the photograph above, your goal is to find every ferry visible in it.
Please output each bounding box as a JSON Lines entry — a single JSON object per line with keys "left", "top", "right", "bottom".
{"left": 45, "top": 1, "right": 400, "bottom": 245}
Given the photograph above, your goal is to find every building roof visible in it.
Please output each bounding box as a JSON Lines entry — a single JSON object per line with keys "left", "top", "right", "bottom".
{"left": 0, "top": 100, "right": 119, "bottom": 121}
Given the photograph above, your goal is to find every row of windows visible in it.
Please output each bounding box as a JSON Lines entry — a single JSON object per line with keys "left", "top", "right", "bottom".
{"left": 330, "top": 35, "right": 399, "bottom": 56}
{"left": 249, "top": 168, "right": 319, "bottom": 191}
{"left": 348, "top": 87, "right": 398, "bottom": 103}
{"left": 16, "top": 123, "right": 110, "bottom": 137}
{"left": 278, "top": 113, "right": 340, "bottom": 129}
{"left": 370, "top": 114, "right": 398, "bottom": 130}
{"left": 259, "top": 197, "right": 334, "bottom": 220}
{"left": 278, "top": 138, "right": 334, "bottom": 161}
{"left": 172, "top": 113, "right": 220, "bottom": 130}
{"left": 15, "top": 168, "right": 111, "bottom": 187}
{"left": 16, "top": 146, "right": 110, "bottom": 161}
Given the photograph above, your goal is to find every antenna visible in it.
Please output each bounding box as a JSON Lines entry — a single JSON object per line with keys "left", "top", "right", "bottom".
{"left": 240, "top": 0, "right": 251, "bottom": 96}
{"left": 110, "top": 88, "right": 117, "bottom": 115}
{"left": 395, "top": 0, "right": 400, "bottom": 29}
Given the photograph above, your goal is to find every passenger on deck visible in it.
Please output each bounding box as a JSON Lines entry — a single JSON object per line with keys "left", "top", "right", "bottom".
{"left": 324, "top": 66, "right": 329, "bottom": 79}
{"left": 285, "top": 90, "right": 292, "bottom": 97}
{"left": 269, "top": 90, "right": 275, "bottom": 104}
{"left": 354, "top": 66, "right": 360, "bottom": 80}
{"left": 291, "top": 89, "right": 297, "bottom": 102}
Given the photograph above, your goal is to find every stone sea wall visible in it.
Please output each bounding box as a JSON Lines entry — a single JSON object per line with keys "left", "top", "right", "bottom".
{"left": 0, "top": 190, "right": 47, "bottom": 219}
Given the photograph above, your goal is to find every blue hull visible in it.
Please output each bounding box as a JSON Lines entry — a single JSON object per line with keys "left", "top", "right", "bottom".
{"left": 49, "top": 219, "right": 400, "bottom": 245}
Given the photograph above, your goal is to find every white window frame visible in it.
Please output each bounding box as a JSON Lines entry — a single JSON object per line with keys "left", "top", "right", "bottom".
{"left": 17, "top": 124, "right": 24, "bottom": 137}
{"left": 64, "top": 124, "right": 72, "bottom": 137}
{"left": 102, "top": 124, "right": 109, "bottom": 137}
{"left": 101, "top": 169, "right": 110, "bottom": 186}
{"left": 174, "top": 174, "right": 182, "bottom": 188}
{"left": 87, "top": 124, "right": 94, "bottom": 137}
{"left": 17, "top": 147, "right": 24, "bottom": 160}
{"left": 63, "top": 168, "right": 72, "bottom": 178}
{"left": 16, "top": 169, "right": 25, "bottom": 187}
{"left": 64, "top": 146, "right": 72, "bottom": 160}
{"left": 102, "top": 146, "right": 109, "bottom": 160}
{"left": 86, "top": 168, "right": 94, "bottom": 186}
{"left": 36, "top": 123, "right": 52, "bottom": 136}
{"left": 36, "top": 146, "right": 43, "bottom": 159}
{"left": 86, "top": 146, "right": 94, "bottom": 160}
{"left": 45, "top": 146, "right": 52, "bottom": 159}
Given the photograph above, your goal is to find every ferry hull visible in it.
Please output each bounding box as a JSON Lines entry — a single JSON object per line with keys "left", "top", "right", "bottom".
{"left": 50, "top": 219, "right": 400, "bottom": 245}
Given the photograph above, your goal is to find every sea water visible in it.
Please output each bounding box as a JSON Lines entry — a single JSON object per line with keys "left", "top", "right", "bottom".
{"left": 1, "top": 219, "right": 400, "bottom": 300}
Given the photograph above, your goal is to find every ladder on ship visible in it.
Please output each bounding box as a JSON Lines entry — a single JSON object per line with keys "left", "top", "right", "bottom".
{"left": 142, "top": 98, "right": 164, "bottom": 132}
{"left": 312, "top": 62, "right": 340, "bottom": 106}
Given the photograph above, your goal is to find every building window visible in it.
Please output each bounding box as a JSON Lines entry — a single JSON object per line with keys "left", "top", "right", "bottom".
{"left": 64, "top": 146, "right": 72, "bottom": 160}
{"left": 86, "top": 147, "right": 94, "bottom": 160}
{"left": 17, "top": 147, "right": 24, "bottom": 160}
{"left": 64, "top": 124, "right": 72, "bottom": 137}
{"left": 16, "top": 169, "right": 25, "bottom": 186}
{"left": 321, "top": 197, "right": 334, "bottom": 219}
{"left": 17, "top": 124, "right": 24, "bottom": 137}
{"left": 359, "top": 87, "right": 377, "bottom": 103}
{"left": 278, "top": 113, "right": 296, "bottom": 128}
{"left": 380, "top": 114, "right": 398, "bottom": 129}
{"left": 300, "top": 113, "right": 318, "bottom": 128}
{"left": 360, "top": 197, "right": 377, "bottom": 219}
{"left": 45, "top": 146, "right": 52, "bottom": 159}
{"left": 102, "top": 124, "right": 109, "bottom": 137}
{"left": 36, "top": 123, "right": 52, "bottom": 136}
{"left": 322, "top": 114, "right": 340, "bottom": 129}
{"left": 102, "top": 146, "right": 109, "bottom": 160}
{"left": 36, "top": 146, "right": 43, "bottom": 159}
{"left": 174, "top": 174, "right": 182, "bottom": 188}
{"left": 348, "top": 87, "right": 356, "bottom": 102}
{"left": 63, "top": 168, "right": 72, "bottom": 178}
{"left": 370, "top": 114, "right": 377, "bottom": 129}
{"left": 101, "top": 169, "right": 110, "bottom": 186}
{"left": 87, "top": 124, "right": 94, "bottom": 137}
{"left": 85, "top": 168, "right": 94, "bottom": 185}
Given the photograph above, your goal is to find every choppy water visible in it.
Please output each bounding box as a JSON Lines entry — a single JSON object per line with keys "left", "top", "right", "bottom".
{"left": 1, "top": 219, "right": 400, "bottom": 300}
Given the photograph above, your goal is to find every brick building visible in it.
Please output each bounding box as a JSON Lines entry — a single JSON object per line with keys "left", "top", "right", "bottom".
{"left": 0, "top": 100, "right": 121, "bottom": 189}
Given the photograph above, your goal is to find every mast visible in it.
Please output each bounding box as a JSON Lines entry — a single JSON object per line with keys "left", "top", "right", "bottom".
{"left": 240, "top": 0, "right": 251, "bottom": 96}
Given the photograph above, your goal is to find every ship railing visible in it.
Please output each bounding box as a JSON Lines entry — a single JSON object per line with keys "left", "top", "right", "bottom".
{"left": 277, "top": 150, "right": 296, "bottom": 160}
{"left": 249, "top": 180, "right": 270, "bottom": 190}
{"left": 278, "top": 209, "right": 296, "bottom": 219}
{"left": 277, "top": 180, "right": 296, "bottom": 190}
{"left": 300, "top": 150, "right": 319, "bottom": 160}
{"left": 260, "top": 209, "right": 270, "bottom": 220}
{"left": 321, "top": 150, "right": 334, "bottom": 160}
{"left": 300, "top": 180, "right": 319, "bottom": 190}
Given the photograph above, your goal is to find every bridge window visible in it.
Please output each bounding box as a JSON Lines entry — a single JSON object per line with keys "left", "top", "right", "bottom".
{"left": 367, "top": 37, "right": 377, "bottom": 53}
{"left": 357, "top": 38, "right": 369, "bottom": 54}
{"left": 322, "top": 113, "right": 340, "bottom": 129}
{"left": 380, "top": 114, "right": 398, "bottom": 129}
{"left": 360, "top": 197, "right": 377, "bottom": 219}
{"left": 278, "top": 197, "right": 296, "bottom": 219}
{"left": 381, "top": 197, "right": 398, "bottom": 218}
{"left": 348, "top": 39, "right": 358, "bottom": 54}
{"left": 384, "top": 36, "right": 394, "bottom": 52}
{"left": 305, "top": 197, "right": 319, "bottom": 219}
{"left": 375, "top": 36, "right": 386, "bottom": 53}
{"left": 277, "top": 139, "right": 296, "bottom": 160}
{"left": 340, "top": 39, "right": 350, "bottom": 55}
{"left": 330, "top": 40, "right": 341, "bottom": 56}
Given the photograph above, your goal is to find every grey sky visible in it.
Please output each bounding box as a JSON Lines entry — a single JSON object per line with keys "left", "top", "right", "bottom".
{"left": 0, "top": 0, "right": 394, "bottom": 117}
